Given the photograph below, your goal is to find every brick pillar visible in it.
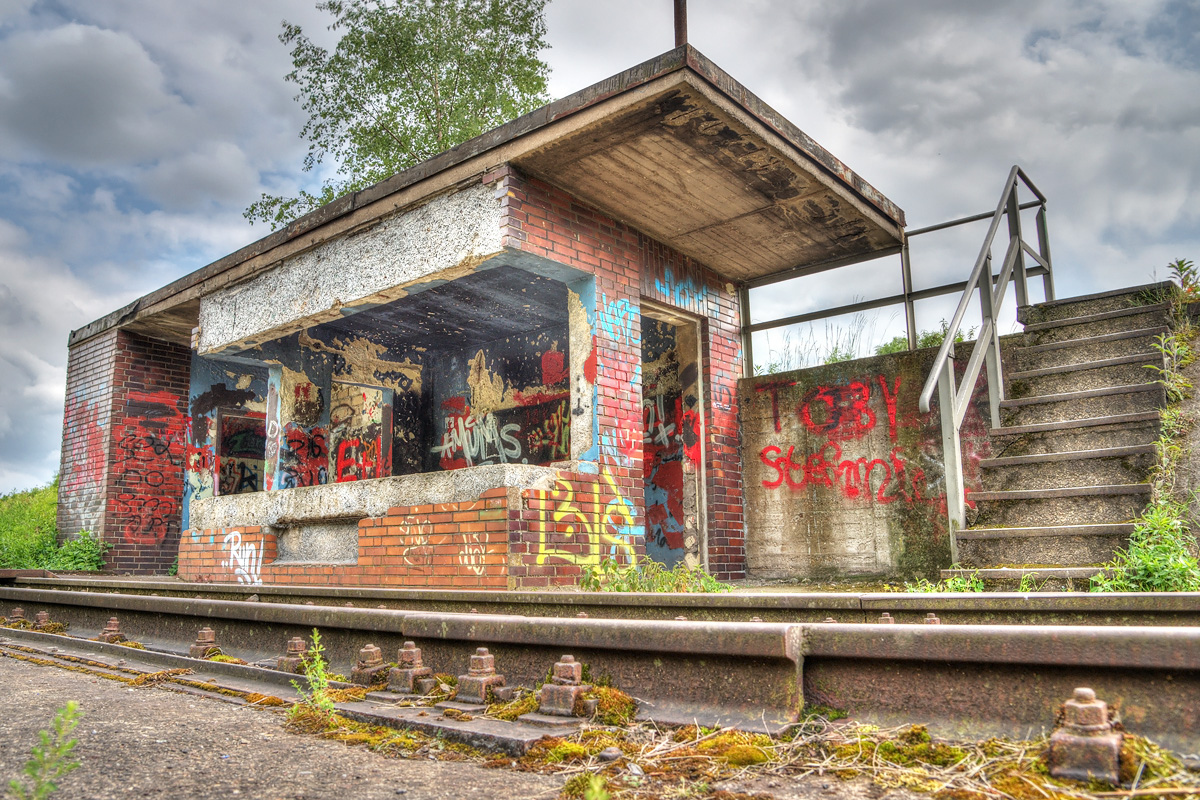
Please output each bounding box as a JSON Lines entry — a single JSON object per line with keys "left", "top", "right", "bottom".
{"left": 103, "top": 331, "right": 192, "bottom": 573}
{"left": 58, "top": 329, "right": 120, "bottom": 540}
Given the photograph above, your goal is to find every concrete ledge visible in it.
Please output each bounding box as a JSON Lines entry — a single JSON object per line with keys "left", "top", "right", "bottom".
{"left": 188, "top": 463, "right": 559, "bottom": 531}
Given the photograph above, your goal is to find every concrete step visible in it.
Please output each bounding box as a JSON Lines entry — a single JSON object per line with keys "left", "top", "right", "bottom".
{"left": 1023, "top": 304, "right": 1172, "bottom": 346}
{"left": 1019, "top": 281, "right": 1175, "bottom": 324}
{"left": 956, "top": 523, "right": 1134, "bottom": 567}
{"left": 1008, "top": 352, "right": 1163, "bottom": 396}
{"left": 1008, "top": 326, "right": 1168, "bottom": 372}
{"left": 970, "top": 483, "right": 1151, "bottom": 527}
{"left": 999, "top": 384, "right": 1164, "bottom": 427}
{"left": 939, "top": 566, "right": 1101, "bottom": 592}
{"left": 988, "top": 415, "right": 1160, "bottom": 457}
{"left": 980, "top": 445, "right": 1155, "bottom": 492}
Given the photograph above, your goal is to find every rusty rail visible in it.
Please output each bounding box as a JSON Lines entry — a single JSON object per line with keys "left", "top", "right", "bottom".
{"left": 2, "top": 586, "right": 1199, "bottom": 750}
{"left": 13, "top": 576, "right": 1200, "bottom": 627}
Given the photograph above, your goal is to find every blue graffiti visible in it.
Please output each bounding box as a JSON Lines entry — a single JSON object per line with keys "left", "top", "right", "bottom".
{"left": 598, "top": 294, "right": 638, "bottom": 345}
{"left": 654, "top": 267, "right": 711, "bottom": 315}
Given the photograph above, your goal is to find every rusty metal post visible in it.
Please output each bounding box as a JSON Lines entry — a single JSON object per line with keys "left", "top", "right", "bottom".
{"left": 1048, "top": 688, "right": 1122, "bottom": 784}
{"left": 674, "top": 0, "right": 687, "bottom": 47}
{"left": 1006, "top": 185, "right": 1028, "bottom": 308}
{"left": 1037, "top": 205, "right": 1055, "bottom": 301}
{"left": 456, "top": 647, "right": 505, "bottom": 705}
{"left": 901, "top": 242, "right": 917, "bottom": 350}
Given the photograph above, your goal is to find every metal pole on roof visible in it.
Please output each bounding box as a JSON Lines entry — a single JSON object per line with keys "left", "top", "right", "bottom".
{"left": 674, "top": 0, "right": 688, "bottom": 46}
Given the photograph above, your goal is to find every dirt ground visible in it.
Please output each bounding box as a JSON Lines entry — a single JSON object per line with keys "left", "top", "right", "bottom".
{"left": 0, "top": 654, "right": 923, "bottom": 800}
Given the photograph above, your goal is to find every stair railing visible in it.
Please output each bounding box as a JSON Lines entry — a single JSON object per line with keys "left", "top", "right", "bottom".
{"left": 916, "top": 166, "right": 1054, "bottom": 561}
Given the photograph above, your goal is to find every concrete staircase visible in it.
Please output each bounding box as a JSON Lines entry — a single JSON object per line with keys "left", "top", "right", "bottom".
{"left": 945, "top": 282, "right": 1175, "bottom": 590}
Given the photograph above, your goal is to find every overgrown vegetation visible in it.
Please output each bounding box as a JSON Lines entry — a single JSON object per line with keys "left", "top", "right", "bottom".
{"left": 1093, "top": 258, "right": 1200, "bottom": 592}
{"left": 0, "top": 479, "right": 107, "bottom": 571}
{"left": 287, "top": 629, "right": 336, "bottom": 729}
{"left": 245, "top": 0, "right": 551, "bottom": 229}
{"left": 755, "top": 312, "right": 978, "bottom": 376}
{"left": 8, "top": 701, "right": 81, "bottom": 800}
{"left": 875, "top": 319, "right": 978, "bottom": 356}
{"left": 904, "top": 567, "right": 985, "bottom": 593}
{"left": 579, "top": 558, "right": 732, "bottom": 593}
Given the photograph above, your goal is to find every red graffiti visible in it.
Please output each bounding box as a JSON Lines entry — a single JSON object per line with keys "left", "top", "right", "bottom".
{"left": 680, "top": 408, "right": 702, "bottom": 464}
{"left": 335, "top": 436, "right": 381, "bottom": 482}
{"left": 877, "top": 375, "right": 901, "bottom": 442}
{"left": 800, "top": 381, "right": 875, "bottom": 440}
{"left": 110, "top": 389, "right": 188, "bottom": 546}
{"left": 582, "top": 347, "right": 598, "bottom": 383}
{"left": 541, "top": 349, "right": 568, "bottom": 386}
{"left": 280, "top": 424, "right": 328, "bottom": 488}
{"left": 759, "top": 443, "right": 926, "bottom": 505}
{"left": 63, "top": 396, "right": 105, "bottom": 489}
{"left": 511, "top": 388, "right": 570, "bottom": 407}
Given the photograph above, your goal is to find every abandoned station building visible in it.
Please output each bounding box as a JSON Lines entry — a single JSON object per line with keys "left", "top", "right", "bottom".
{"left": 58, "top": 47, "right": 912, "bottom": 588}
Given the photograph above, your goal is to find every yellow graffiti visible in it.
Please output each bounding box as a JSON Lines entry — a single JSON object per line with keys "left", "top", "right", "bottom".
{"left": 534, "top": 469, "right": 638, "bottom": 566}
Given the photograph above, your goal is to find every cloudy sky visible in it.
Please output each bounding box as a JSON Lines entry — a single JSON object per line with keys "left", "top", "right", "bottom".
{"left": 0, "top": 0, "right": 1197, "bottom": 494}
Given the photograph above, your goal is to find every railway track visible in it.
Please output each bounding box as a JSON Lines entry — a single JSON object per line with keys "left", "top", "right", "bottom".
{"left": 2, "top": 583, "right": 1199, "bottom": 753}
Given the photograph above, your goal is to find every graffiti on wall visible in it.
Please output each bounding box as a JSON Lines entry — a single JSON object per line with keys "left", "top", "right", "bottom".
{"left": 329, "top": 382, "right": 389, "bottom": 482}
{"left": 754, "top": 372, "right": 989, "bottom": 509}
{"left": 61, "top": 395, "right": 107, "bottom": 533}
{"left": 386, "top": 515, "right": 492, "bottom": 577}
{"left": 216, "top": 413, "right": 265, "bottom": 495}
{"left": 111, "top": 389, "right": 188, "bottom": 546}
{"left": 220, "top": 530, "right": 263, "bottom": 585}
{"left": 640, "top": 318, "right": 702, "bottom": 566}
{"left": 529, "top": 468, "right": 639, "bottom": 566}
{"left": 433, "top": 398, "right": 570, "bottom": 469}
{"left": 279, "top": 424, "right": 329, "bottom": 489}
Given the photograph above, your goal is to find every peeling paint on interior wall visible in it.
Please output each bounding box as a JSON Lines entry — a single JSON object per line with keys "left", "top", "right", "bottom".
{"left": 196, "top": 182, "right": 505, "bottom": 354}
{"left": 297, "top": 331, "right": 422, "bottom": 392}
{"left": 567, "top": 286, "right": 596, "bottom": 461}
{"left": 279, "top": 365, "right": 323, "bottom": 425}
{"left": 467, "top": 349, "right": 507, "bottom": 413}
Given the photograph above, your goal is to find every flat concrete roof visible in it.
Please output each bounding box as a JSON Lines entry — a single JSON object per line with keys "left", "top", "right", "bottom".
{"left": 71, "top": 45, "right": 905, "bottom": 348}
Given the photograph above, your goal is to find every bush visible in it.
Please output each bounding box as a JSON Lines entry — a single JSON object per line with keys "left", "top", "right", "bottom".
{"left": 579, "top": 558, "right": 732, "bottom": 593}
{"left": 1091, "top": 499, "right": 1200, "bottom": 592}
{"left": 0, "top": 480, "right": 60, "bottom": 569}
{"left": 875, "top": 319, "right": 978, "bottom": 356}
{"left": 0, "top": 479, "right": 108, "bottom": 571}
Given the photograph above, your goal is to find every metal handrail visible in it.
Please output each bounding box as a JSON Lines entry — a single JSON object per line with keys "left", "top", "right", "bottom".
{"left": 915, "top": 165, "right": 1054, "bottom": 560}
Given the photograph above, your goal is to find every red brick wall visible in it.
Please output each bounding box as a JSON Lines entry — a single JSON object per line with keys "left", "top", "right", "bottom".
{"left": 494, "top": 167, "right": 746, "bottom": 580}
{"left": 105, "top": 331, "right": 192, "bottom": 573}
{"left": 178, "top": 488, "right": 510, "bottom": 588}
{"left": 59, "top": 329, "right": 119, "bottom": 540}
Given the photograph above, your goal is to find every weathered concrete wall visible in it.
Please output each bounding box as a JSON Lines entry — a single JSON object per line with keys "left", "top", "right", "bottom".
{"left": 740, "top": 347, "right": 992, "bottom": 581}
{"left": 196, "top": 183, "right": 505, "bottom": 354}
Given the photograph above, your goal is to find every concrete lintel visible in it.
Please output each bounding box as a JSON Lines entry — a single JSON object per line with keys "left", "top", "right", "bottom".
{"left": 188, "top": 463, "right": 560, "bottom": 532}
{"left": 197, "top": 182, "right": 505, "bottom": 355}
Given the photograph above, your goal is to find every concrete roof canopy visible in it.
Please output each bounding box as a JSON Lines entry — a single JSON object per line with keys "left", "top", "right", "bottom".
{"left": 70, "top": 44, "right": 905, "bottom": 349}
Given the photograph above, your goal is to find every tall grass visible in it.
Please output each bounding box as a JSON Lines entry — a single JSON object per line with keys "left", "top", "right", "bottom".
{"left": 0, "top": 479, "right": 108, "bottom": 571}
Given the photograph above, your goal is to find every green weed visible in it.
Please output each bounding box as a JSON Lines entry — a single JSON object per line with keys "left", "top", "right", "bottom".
{"left": 1091, "top": 498, "right": 1200, "bottom": 592}
{"left": 8, "top": 701, "right": 82, "bottom": 800}
{"left": 904, "top": 567, "right": 985, "bottom": 593}
{"left": 287, "top": 629, "right": 336, "bottom": 727}
{"left": 579, "top": 558, "right": 732, "bottom": 593}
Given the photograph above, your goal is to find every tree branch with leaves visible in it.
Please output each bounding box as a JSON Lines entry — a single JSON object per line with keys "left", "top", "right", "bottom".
{"left": 246, "top": 0, "right": 551, "bottom": 230}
